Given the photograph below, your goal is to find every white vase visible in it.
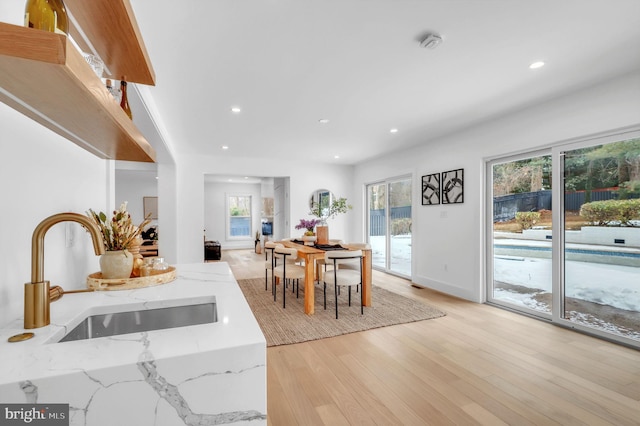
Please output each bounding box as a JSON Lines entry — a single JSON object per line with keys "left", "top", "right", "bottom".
{"left": 301, "top": 235, "right": 317, "bottom": 246}
{"left": 100, "top": 250, "right": 134, "bottom": 279}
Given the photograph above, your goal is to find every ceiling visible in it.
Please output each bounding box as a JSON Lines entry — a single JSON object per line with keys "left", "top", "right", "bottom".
{"left": 129, "top": 0, "right": 640, "bottom": 166}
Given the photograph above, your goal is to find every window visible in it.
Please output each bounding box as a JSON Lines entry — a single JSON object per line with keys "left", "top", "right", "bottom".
{"left": 227, "top": 195, "right": 252, "bottom": 239}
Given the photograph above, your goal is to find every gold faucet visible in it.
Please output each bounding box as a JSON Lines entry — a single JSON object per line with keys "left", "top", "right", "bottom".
{"left": 24, "top": 213, "right": 104, "bottom": 329}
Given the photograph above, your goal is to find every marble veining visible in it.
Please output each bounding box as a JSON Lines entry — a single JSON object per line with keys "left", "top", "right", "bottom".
{"left": 138, "top": 359, "right": 266, "bottom": 425}
{"left": 1, "top": 262, "right": 267, "bottom": 425}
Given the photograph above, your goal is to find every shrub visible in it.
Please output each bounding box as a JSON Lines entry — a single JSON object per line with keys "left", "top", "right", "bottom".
{"left": 580, "top": 199, "right": 640, "bottom": 227}
{"left": 579, "top": 201, "right": 617, "bottom": 226}
{"left": 391, "top": 218, "right": 412, "bottom": 235}
{"left": 515, "top": 211, "right": 541, "bottom": 231}
{"left": 618, "top": 180, "right": 640, "bottom": 199}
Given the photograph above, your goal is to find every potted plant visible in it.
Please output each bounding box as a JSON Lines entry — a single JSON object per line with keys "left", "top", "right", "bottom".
{"left": 309, "top": 197, "right": 352, "bottom": 244}
{"left": 295, "top": 218, "right": 321, "bottom": 235}
{"left": 295, "top": 218, "right": 321, "bottom": 245}
{"left": 87, "top": 202, "right": 151, "bottom": 279}
{"left": 309, "top": 196, "right": 352, "bottom": 222}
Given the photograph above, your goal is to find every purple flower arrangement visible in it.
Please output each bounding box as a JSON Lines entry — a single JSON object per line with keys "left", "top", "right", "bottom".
{"left": 295, "top": 218, "right": 321, "bottom": 232}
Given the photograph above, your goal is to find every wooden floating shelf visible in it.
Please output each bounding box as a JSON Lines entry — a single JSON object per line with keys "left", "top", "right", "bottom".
{"left": 65, "top": 0, "right": 155, "bottom": 85}
{"left": 0, "top": 23, "right": 155, "bottom": 162}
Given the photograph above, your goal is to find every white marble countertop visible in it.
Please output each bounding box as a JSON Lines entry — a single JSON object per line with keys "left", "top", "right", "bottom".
{"left": 0, "top": 262, "right": 265, "bottom": 387}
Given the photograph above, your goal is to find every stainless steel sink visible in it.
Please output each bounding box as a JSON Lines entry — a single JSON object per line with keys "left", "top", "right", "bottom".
{"left": 58, "top": 302, "right": 217, "bottom": 343}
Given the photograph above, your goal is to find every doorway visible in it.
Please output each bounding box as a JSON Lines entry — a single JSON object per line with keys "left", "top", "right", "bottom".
{"left": 204, "top": 175, "right": 289, "bottom": 248}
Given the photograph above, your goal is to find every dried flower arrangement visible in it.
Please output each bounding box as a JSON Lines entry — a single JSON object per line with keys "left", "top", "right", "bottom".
{"left": 87, "top": 202, "right": 151, "bottom": 251}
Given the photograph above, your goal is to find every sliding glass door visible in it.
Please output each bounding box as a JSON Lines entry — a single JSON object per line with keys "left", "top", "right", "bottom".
{"left": 488, "top": 130, "right": 640, "bottom": 347}
{"left": 367, "top": 176, "right": 412, "bottom": 277}
{"left": 488, "top": 152, "right": 553, "bottom": 317}
{"left": 560, "top": 138, "right": 640, "bottom": 342}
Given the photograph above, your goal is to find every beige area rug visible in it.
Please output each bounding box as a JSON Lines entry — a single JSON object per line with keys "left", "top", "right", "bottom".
{"left": 237, "top": 278, "right": 446, "bottom": 347}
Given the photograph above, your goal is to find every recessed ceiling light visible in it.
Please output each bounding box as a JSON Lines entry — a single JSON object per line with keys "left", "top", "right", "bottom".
{"left": 221, "top": 145, "right": 229, "bottom": 150}
{"left": 529, "top": 61, "right": 545, "bottom": 69}
{"left": 318, "top": 119, "right": 329, "bottom": 124}
{"left": 390, "top": 128, "right": 399, "bottom": 134}
{"left": 230, "top": 107, "right": 241, "bottom": 113}
{"left": 334, "top": 155, "right": 340, "bottom": 159}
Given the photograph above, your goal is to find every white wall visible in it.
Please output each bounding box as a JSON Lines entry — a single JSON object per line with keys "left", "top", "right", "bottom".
{"left": 0, "top": 103, "right": 109, "bottom": 327}
{"left": 354, "top": 71, "right": 640, "bottom": 302}
{"left": 0, "top": 1, "right": 21, "bottom": 26}
{"left": 115, "top": 168, "right": 158, "bottom": 226}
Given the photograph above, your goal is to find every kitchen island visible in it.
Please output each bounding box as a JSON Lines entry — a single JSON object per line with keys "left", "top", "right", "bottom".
{"left": 0, "top": 262, "right": 266, "bottom": 425}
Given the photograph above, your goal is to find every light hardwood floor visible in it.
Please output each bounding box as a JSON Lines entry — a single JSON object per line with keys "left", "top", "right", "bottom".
{"left": 221, "top": 249, "right": 640, "bottom": 425}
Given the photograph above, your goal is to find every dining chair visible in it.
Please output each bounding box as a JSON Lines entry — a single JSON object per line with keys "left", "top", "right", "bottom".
{"left": 322, "top": 250, "right": 364, "bottom": 319}
{"left": 315, "top": 239, "right": 344, "bottom": 283}
{"left": 280, "top": 237, "right": 305, "bottom": 265}
{"left": 336, "top": 243, "right": 370, "bottom": 292}
{"left": 273, "top": 247, "right": 306, "bottom": 308}
{"left": 264, "top": 241, "right": 283, "bottom": 292}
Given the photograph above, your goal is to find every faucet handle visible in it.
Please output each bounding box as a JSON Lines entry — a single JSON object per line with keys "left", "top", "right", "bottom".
{"left": 49, "top": 285, "right": 95, "bottom": 302}
{"left": 49, "top": 285, "right": 64, "bottom": 302}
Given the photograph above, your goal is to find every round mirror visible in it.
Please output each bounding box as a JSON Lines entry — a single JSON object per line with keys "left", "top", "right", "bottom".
{"left": 309, "top": 189, "right": 334, "bottom": 220}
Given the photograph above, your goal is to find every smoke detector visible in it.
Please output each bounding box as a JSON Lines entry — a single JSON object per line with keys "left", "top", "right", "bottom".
{"left": 420, "top": 33, "right": 443, "bottom": 49}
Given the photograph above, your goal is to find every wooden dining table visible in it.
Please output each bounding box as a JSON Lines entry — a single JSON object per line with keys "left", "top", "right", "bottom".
{"left": 277, "top": 240, "right": 372, "bottom": 315}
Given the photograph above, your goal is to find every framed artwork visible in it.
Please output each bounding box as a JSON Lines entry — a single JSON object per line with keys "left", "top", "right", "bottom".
{"left": 143, "top": 196, "right": 158, "bottom": 219}
{"left": 421, "top": 173, "right": 440, "bottom": 205}
{"left": 441, "top": 169, "right": 464, "bottom": 204}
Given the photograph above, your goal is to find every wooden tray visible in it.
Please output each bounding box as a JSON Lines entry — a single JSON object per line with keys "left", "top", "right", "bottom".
{"left": 87, "top": 266, "right": 176, "bottom": 291}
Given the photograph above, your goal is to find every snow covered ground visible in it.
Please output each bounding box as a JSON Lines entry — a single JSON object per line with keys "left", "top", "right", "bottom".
{"left": 494, "top": 256, "right": 640, "bottom": 312}
{"left": 369, "top": 235, "right": 411, "bottom": 276}
{"left": 494, "top": 255, "right": 640, "bottom": 340}
{"left": 369, "top": 234, "right": 639, "bottom": 340}
{"left": 371, "top": 236, "right": 640, "bottom": 312}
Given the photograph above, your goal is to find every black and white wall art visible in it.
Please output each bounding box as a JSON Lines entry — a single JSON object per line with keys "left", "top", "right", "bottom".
{"left": 421, "top": 173, "right": 440, "bottom": 205}
{"left": 441, "top": 168, "right": 464, "bottom": 204}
